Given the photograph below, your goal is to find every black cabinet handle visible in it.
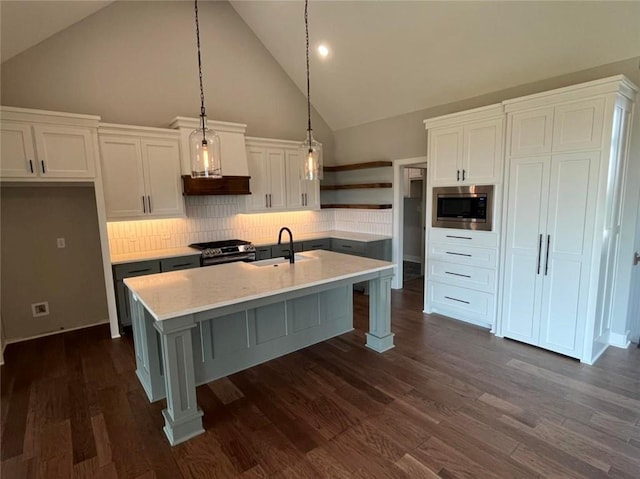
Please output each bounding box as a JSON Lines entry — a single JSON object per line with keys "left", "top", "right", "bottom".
{"left": 445, "top": 271, "right": 472, "bottom": 278}
{"left": 462, "top": 169, "right": 466, "bottom": 181}
{"left": 445, "top": 296, "right": 470, "bottom": 304}
{"left": 128, "top": 268, "right": 152, "bottom": 274}
{"left": 536, "top": 234, "right": 543, "bottom": 274}
{"left": 41, "top": 160, "right": 46, "bottom": 174}
{"left": 544, "top": 235, "right": 551, "bottom": 276}
{"left": 457, "top": 170, "right": 460, "bottom": 181}
{"left": 446, "top": 251, "right": 472, "bottom": 257}
{"left": 446, "top": 235, "right": 472, "bottom": 240}
{"left": 171, "top": 263, "right": 192, "bottom": 268}
{"left": 147, "top": 195, "right": 152, "bottom": 213}
{"left": 142, "top": 196, "right": 146, "bottom": 213}
{"left": 342, "top": 244, "right": 352, "bottom": 248}
{"left": 29, "top": 160, "right": 34, "bottom": 173}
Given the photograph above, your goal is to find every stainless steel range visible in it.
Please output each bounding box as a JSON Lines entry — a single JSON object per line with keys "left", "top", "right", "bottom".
{"left": 189, "top": 239, "right": 256, "bottom": 266}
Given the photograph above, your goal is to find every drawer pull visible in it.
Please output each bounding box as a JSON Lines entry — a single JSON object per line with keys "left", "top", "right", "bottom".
{"left": 342, "top": 244, "right": 352, "bottom": 248}
{"left": 445, "top": 271, "right": 471, "bottom": 278}
{"left": 446, "top": 235, "right": 472, "bottom": 240}
{"left": 128, "top": 268, "right": 152, "bottom": 274}
{"left": 171, "top": 263, "right": 192, "bottom": 268}
{"left": 445, "top": 296, "right": 470, "bottom": 305}
{"left": 445, "top": 251, "right": 472, "bottom": 257}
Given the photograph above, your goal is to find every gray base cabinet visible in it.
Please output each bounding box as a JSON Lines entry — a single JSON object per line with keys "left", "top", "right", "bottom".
{"left": 113, "top": 255, "right": 199, "bottom": 328}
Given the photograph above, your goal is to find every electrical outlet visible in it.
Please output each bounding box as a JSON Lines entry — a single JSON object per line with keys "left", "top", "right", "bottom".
{"left": 57, "top": 237, "right": 66, "bottom": 248}
{"left": 31, "top": 302, "right": 50, "bottom": 317}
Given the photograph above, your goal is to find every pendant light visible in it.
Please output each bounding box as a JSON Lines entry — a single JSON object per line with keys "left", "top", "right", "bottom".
{"left": 301, "top": 0, "right": 322, "bottom": 181}
{"left": 190, "top": 0, "right": 222, "bottom": 178}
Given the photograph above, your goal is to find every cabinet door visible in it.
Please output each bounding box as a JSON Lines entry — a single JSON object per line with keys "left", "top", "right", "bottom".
{"left": 285, "top": 149, "right": 304, "bottom": 209}
{"left": 100, "top": 136, "right": 146, "bottom": 219}
{"left": 509, "top": 107, "right": 554, "bottom": 157}
{"left": 0, "top": 121, "right": 36, "bottom": 178}
{"left": 462, "top": 118, "right": 503, "bottom": 184}
{"left": 502, "top": 156, "right": 550, "bottom": 345}
{"left": 267, "top": 148, "right": 286, "bottom": 209}
{"left": 538, "top": 151, "right": 600, "bottom": 358}
{"left": 141, "top": 139, "right": 184, "bottom": 218}
{"left": 552, "top": 98, "right": 605, "bottom": 152}
{"left": 429, "top": 126, "right": 462, "bottom": 186}
{"left": 247, "top": 147, "right": 269, "bottom": 211}
{"left": 33, "top": 125, "right": 95, "bottom": 178}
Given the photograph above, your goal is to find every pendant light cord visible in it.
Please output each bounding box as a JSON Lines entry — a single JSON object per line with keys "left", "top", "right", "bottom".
{"left": 194, "top": 0, "right": 206, "bottom": 134}
{"left": 305, "top": 0, "right": 312, "bottom": 144}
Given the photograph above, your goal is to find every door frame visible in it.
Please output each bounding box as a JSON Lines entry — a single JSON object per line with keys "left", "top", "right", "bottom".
{"left": 391, "top": 156, "right": 427, "bottom": 290}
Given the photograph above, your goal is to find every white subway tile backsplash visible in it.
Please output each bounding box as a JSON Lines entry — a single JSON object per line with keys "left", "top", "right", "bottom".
{"left": 107, "top": 196, "right": 391, "bottom": 256}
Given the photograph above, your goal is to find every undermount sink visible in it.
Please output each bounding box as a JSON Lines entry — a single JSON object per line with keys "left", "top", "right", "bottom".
{"left": 250, "top": 254, "right": 312, "bottom": 267}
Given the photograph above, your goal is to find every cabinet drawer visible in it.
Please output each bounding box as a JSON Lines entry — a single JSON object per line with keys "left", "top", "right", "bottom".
{"left": 302, "top": 238, "right": 331, "bottom": 251}
{"left": 271, "top": 242, "right": 303, "bottom": 258}
{"left": 429, "top": 228, "right": 497, "bottom": 248}
{"left": 427, "top": 281, "right": 495, "bottom": 326}
{"left": 255, "top": 247, "right": 272, "bottom": 261}
{"left": 429, "top": 243, "right": 497, "bottom": 269}
{"left": 427, "top": 260, "right": 496, "bottom": 293}
{"left": 160, "top": 256, "right": 200, "bottom": 271}
{"left": 331, "top": 239, "right": 366, "bottom": 256}
{"left": 113, "top": 260, "right": 161, "bottom": 280}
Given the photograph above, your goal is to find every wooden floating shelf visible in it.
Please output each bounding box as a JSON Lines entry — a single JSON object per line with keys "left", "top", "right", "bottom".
{"left": 182, "top": 175, "right": 251, "bottom": 196}
{"left": 321, "top": 204, "right": 392, "bottom": 210}
{"left": 321, "top": 183, "right": 392, "bottom": 191}
{"left": 323, "top": 161, "right": 392, "bottom": 172}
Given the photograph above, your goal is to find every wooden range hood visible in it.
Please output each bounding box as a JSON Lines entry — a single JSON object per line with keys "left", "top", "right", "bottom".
{"left": 182, "top": 175, "right": 251, "bottom": 196}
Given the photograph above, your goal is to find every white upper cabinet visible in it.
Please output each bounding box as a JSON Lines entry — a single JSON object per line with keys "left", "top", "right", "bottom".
{"left": 99, "top": 124, "right": 184, "bottom": 220}
{"left": 509, "top": 99, "right": 605, "bottom": 157}
{"left": 246, "top": 137, "right": 320, "bottom": 213}
{"left": 425, "top": 105, "right": 504, "bottom": 186}
{"left": 0, "top": 121, "right": 37, "bottom": 178}
{"left": 285, "top": 148, "right": 320, "bottom": 210}
{"left": 0, "top": 107, "right": 98, "bottom": 180}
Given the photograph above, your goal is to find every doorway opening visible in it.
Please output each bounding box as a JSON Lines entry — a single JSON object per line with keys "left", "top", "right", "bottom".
{"left": 392, "top": 157, "right": 427, "bottom": 291}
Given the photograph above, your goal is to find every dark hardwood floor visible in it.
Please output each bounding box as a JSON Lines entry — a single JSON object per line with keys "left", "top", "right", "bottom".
{"left": 2, "top": 278, "right": 639, "bottom": 478}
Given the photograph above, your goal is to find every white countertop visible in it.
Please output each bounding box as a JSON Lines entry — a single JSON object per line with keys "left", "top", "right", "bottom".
{"left": 111, "top": 247, "right": 200, "bottom": 265}
{"left": 251, "top": 230, "right": 391, "bottom": 247}
{"left": 110, "top": 231, "right": 391, "bottom": 264}
{"left": 124, "top": 250, "right": 394, "bottom": 321}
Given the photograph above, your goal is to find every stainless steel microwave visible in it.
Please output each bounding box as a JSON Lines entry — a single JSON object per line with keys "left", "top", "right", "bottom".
{"left": 432, "top": 185, "right": 494, "bottom": 231}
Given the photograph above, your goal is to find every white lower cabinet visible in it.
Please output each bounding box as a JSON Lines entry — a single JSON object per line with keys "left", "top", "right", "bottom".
{"left": 427, "top": 282, "right": 495, "bottom": 326}
{"left": 426, "top": 229, "right": 498, "bottom": 329}
{"left": 99, "top": 124, "right": 184, "bottom": 220}
{"left": 502, "top": 152, "right": 598, "bottom": 358}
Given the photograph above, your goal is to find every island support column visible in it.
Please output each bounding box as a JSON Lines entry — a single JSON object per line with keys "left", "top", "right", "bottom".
{"left": 154, "top": 314, "right": 204, "bottom": 445}
{"left": 366, "top": 271, "right": 395, "bottom": 352}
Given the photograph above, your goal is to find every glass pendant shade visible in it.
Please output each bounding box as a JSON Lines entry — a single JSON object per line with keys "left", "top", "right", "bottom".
{"left": 301, "top": 130, "right": 322, "bottom": 180}
{"left": 189, "top": 125, "right": 221, "bottom": 178}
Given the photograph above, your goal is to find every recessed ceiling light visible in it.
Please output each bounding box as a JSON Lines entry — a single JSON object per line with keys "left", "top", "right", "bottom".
{"left": 318, "top": 44, "right": 329, "bottom": 58}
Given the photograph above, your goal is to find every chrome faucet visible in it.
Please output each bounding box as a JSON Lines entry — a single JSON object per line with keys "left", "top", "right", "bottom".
{"left": 277, "top": 227, "right": 295, "bottom": 264}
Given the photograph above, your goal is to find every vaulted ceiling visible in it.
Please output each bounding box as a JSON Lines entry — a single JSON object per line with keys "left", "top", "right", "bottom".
{"left": 2, "top": 1, "right": 639, "bottom": 131}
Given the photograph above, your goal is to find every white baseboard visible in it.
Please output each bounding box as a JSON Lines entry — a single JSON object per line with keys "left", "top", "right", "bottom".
{"left": 608, "top": 330, "right": 631, "bottom": 349}
{"left": 403, "top": 255, "right": 421, "bottom": 263}
{"left": 4, "top": 319, "right": 111, "bottom": 346}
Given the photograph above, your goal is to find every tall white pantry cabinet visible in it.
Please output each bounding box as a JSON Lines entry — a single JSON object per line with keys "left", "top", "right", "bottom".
{"left": 499, "top": 76, "right": 637, "bottom": 363}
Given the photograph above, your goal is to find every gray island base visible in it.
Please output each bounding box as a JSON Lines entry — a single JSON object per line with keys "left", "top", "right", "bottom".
{"left": 124, "top": 250, "right": 395, "bottom": 445}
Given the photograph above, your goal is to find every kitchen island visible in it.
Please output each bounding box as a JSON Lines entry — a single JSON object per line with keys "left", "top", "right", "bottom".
{"left": 124, "top": 249, "right": 394, "bottom": 445}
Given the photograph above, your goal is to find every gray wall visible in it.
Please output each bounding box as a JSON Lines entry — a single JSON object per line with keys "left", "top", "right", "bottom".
{"left": 1, "top": 186, "right": 108, "bottom": 341}
{"left": 0, "top": 0, "right": 334, "bottom": 161}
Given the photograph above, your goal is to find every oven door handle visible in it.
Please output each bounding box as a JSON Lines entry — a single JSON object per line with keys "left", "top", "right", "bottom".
{"left": 201, "top": 253, "right": 255, "bottom": 266}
